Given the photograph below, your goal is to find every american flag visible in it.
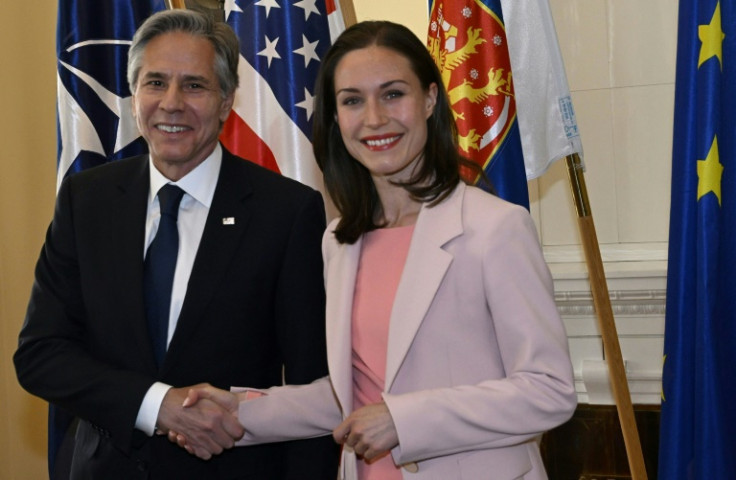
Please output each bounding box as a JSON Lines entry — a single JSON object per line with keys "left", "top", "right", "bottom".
{"left": 221, "top": 0, "right": 346, "bottom": 195}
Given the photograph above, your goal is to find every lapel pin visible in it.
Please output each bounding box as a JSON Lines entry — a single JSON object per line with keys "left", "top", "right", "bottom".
{"left": 222, "top": 217, "right": 235, "bottom": 225}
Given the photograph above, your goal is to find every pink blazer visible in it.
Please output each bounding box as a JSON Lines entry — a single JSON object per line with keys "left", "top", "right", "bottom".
{"left": 236, "top": 183, "right": 576, "bottom": 480}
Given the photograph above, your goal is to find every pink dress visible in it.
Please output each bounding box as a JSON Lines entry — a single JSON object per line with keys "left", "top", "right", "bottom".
{"left": 351, "top": 225, "right": 414, "bottom": 480}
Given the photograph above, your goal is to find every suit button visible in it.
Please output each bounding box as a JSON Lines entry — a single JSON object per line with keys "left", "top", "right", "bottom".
{"left": 402, "top": 462, "right": 419, "bottom": 473}
{"left": 137, "top": 460, "right": 148, "bottom": 472}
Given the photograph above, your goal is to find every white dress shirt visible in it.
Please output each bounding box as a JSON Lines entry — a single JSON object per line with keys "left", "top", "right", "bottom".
{"left": 135, "top": 145, "right": 222, "bottom": 435}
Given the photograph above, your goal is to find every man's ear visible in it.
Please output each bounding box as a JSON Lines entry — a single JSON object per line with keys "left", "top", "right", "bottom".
{"left": 219, "top": 92, "right": 235, "bottom": 123}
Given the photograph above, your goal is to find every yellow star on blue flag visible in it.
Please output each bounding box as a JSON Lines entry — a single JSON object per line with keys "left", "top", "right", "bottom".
{"left": 697, "top": 136, "right": 724, "bottom": 204}
{"left": 698, "top": 1, "right": 725, "bottom": 68}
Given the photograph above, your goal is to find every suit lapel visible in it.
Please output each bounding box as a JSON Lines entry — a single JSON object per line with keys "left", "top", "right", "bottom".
{"left": 324, "top": 235, "right": 362, "bottom": 416}
{"left": 384, "top": 184, "right": 465, "bottom": 390}
{"left": 106, "top": 157, "right": 157, "bottom": 370}
{"left": 162, "top": 153, "right": 253, "bottom": 373}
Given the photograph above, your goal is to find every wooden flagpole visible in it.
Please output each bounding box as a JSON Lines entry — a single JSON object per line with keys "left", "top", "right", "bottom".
{"left": 165, "top": 0, "right": 186, "bottom": 9}
{"left": 337, "top": 0, "right": 358, "bottom": 27}
{"left": 565, "top": 153, "right": 648, "bottom": 480}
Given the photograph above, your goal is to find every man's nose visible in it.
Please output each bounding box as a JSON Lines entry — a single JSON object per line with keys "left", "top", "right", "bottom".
{"left": 160, "top": 86, "right": 184, "bottom": 111}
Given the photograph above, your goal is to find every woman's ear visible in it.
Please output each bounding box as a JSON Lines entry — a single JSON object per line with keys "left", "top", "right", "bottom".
{"left": 425, "top": 82, "right": 439, "bottom": 118}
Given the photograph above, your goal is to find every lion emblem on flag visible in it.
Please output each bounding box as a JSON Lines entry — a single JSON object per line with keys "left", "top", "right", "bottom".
{"left": 428, "top": 1, "right": 516, "bottom": 173}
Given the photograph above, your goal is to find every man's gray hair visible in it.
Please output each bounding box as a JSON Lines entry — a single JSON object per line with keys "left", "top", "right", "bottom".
{"left": 127, "top": 9, "right": 240, "bottom": 98}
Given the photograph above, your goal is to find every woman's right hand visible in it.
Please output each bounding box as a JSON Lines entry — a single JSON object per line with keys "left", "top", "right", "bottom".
{"left": 182, "top": 385, "right": 240, "bottom": 412}
{"left": 167, "top": 386, "right": 242, "bottom": 454}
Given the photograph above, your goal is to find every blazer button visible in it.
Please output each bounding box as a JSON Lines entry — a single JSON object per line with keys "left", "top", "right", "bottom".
{"left": 402, "top": 462, "right": 419, "bottom": 473}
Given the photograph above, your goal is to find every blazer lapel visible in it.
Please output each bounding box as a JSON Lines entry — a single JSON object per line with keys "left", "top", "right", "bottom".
{"left": 324, "top": 235, "right": 362, "bottom": 416}
{"left": 384, "top": 184, "right": 465, "bottom": 390}
{"left": 162, "top": 153, "right": 253, "bottom": 373}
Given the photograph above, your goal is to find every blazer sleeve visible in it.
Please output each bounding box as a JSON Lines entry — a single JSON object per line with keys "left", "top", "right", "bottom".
{"left": 13, "top": 176, "right": 155, "bottom": 453}
{"left": 235, "top": 376, "right": 342, "bottom": 445}
{"left": 384, "top": 204, "right": 576, "bottom": 464}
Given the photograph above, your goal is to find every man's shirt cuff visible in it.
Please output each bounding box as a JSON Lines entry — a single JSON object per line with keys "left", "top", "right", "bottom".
{"left": 135, "top": 382, "right": 172, "bottom": 436}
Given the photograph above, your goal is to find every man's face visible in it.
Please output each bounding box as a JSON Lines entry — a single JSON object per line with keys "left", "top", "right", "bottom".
{"left": 131, "top": 31, "right": 233, "bottom": 180}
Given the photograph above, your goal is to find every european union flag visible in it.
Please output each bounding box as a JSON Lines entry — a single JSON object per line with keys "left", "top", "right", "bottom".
{"left": 53, "top": 1, "right": 164, "bottom": 476}
{"left": 660, "top": 0, "right": 736, "bottom": 478}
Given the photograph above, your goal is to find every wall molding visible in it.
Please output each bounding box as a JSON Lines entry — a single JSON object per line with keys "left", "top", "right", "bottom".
{"left": 549, "top": 258, "right": 666, "bottom": 405}
{"left": 543, "top": 243, "right": 668, "bottom": 264}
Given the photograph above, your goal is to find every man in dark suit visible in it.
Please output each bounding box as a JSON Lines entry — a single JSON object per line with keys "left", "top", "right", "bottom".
{"left": 14, "top": 9, "right": 338, "bottom": 479}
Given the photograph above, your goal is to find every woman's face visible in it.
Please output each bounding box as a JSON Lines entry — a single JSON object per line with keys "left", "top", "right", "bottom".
{"left": 333, "top": 45, "right": 437, "bottom": 184}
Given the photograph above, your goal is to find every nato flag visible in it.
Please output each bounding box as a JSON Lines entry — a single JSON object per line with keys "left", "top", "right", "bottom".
{"left": 52, "top": 1, "right": 164, "bottom": 477}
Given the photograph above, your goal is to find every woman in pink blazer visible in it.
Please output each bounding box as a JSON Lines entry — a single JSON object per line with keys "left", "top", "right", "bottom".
{"left": 175, "top": 20, "right": 576, "bottom": 480}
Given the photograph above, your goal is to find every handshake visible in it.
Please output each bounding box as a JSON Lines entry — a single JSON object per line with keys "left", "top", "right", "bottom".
{"left": 156, "top": 384, "right": 243, "bottom": 460}
{"left": 157, "top": 384, "right": 400, "bottom": 462}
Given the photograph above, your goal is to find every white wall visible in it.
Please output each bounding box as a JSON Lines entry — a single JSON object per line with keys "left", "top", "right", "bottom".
{"left": 542, "top": 0, "right": 673, "bottom": 404}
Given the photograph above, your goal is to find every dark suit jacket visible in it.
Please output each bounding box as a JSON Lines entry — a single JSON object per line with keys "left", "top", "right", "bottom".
{"left": 14, "top": 148, "right": 339, "bottom": 479}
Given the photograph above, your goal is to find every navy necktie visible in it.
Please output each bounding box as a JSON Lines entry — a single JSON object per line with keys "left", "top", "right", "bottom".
{"left": 144, "top": 184, "right": 185, "bottom": 367}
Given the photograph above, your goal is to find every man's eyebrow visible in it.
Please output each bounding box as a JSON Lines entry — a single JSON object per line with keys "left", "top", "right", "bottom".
{"left": 139, "top": 72, "right": 211, "bottom": 84}
{"left": 140, "top": 71, "right": 166, "bottom": 80}
{"left": 180, "top": 74, "right": 211, "bottom": 84}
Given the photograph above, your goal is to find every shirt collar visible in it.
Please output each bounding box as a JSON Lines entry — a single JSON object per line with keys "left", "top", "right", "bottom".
{"left": 148, "top": 143, "right": 222, "bottom": 208}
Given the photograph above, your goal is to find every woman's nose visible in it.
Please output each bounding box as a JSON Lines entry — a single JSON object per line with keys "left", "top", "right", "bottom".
{"left": 364, "top": 99, "right": 387, "bottom": 127}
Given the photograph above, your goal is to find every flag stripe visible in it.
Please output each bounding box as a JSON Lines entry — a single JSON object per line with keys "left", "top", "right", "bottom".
{"left": 220, "top": 111, "right": 280, "bottom": 173}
